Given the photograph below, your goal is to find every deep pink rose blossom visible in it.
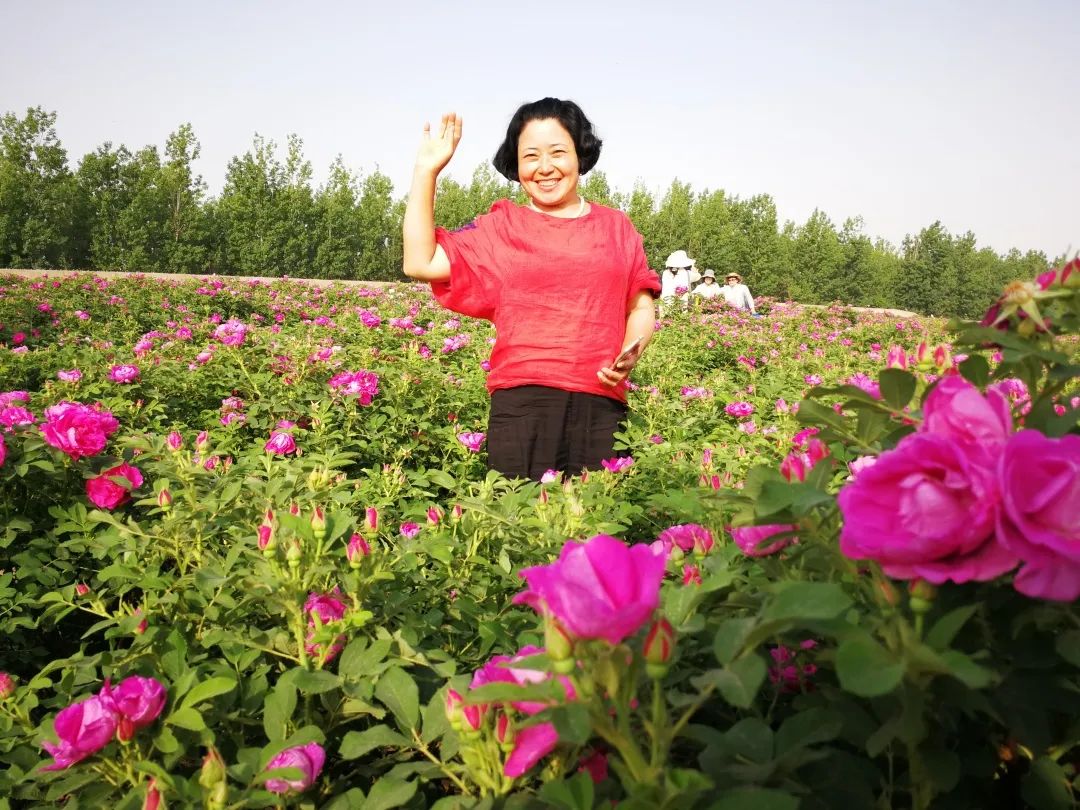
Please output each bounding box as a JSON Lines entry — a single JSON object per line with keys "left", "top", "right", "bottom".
{"left": 40, "top": 401, "right": 119, "bottom": 459}
{"left": 513, "top": 534, "right": 667, "bottom": 645}
{"left": 304, "top": 590, "right": 347, "bottom": 662}
{"left": 265, "top": 431, "right": 297, "bottom": 455}
{"left": 86, "top": 462, "right": 144, "bottom": 510}
{"left": 731, "top": 524, "right": 798, "bottom": 557}
{"left": 102, "top": 676, "right": 167, "bottom": 729}
{"left": 264, "top": 742, "right": 325, "bottom": 794}
{"left": 838, "top": 433, "right": 1016, "bottom": 583}
{"left": 921, "top": 375, "right": 1012, "bottom": 455}
{"left": 108, "top": 364, "right": 140, "bottom": 384}
{"left": 457, "top": 432, "right": 486, "bottom": 452}
{"left": 656, "top": 524, "right": 714, "bottom": 555}
{"left": 996, "top": 431, "right": 1080, "bottom": 601}
{"left": 41, "top": 693, "right": 119, "bottom": 770}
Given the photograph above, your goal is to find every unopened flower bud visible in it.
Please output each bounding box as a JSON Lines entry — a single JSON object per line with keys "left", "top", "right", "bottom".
{"left": 0, "top": 672, "right": 15, "bottom": 700}
{"left": 545, "top": 616, "right": 576, "bottom": 675}
{"left": 876, "top": 579, "right": 900, "bottom": 607}
{"left": 444, "top": 689, "right": 465, "bottom": 731}
{"left": 195, "top": 430, "right": 209, "bottom": 453}
{"left": 166, "top": 431, "right": 183, "bottom": 451}
{"left": 426, "top": 506, "right": 443, "bottom": 525}
{"left": 364, "top": 506, "right": 379, "bottom": 534}
{"left": 908, "top": 578, "right": 936, "bottom": 614}
{"left": 286, "top": 540, "right": 302, "bottom": 569}
{"left": 461, "top": 703, "right": 483, "bottom": 736}
{"left": 310, "top": 506, "right": 326, "bottom": 541}
{"left": 157, "top": 488, "right": 172, "bottom": 511}
{"left": 643, "top": 617, "right": 676, "bottom": 679}
{"left": 932, "top": 345, "right": 951, "bottom": 369}
{"left": 495, "top": 711, "right": 515, "bottom": 752}
{"left": 133, "top": 609, "right": 148, "bottom": 635}
{"left": 199, "top": 747, "right": 227, "bottom": 790}
{"left": 451, "top": 503, "right": 464, "bottom": 522}
{"left": 75, "top": 582, "right": 90, "bottom": 597}
{"left": 257, "top": 521, "right": 276, "bottom": 553}
{"left": 118, "top": 715, "right": 136, "bottom": 742}
{"left": 346, "top": 533, "right": 370, "bottom": 567}
{"left": 143, "top": 778, "right": 162, "bottom": 810}
{"left": 289, "top": 502, "right": 300, "bottom": 516}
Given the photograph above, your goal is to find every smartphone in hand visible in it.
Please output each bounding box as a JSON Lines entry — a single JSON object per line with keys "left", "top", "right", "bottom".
{"left": 612, "top": 337, "right": 643, "bottom": 371}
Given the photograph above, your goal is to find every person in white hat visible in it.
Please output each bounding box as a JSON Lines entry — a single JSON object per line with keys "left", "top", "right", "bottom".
{"left": 659, "top": 250, "right": 700, "bottom": 312}
{"left": 721, "top": 271, "right": 756, "bottom": 314}
{"left": 692, "top": 268, "right": 722, "bottom": 299}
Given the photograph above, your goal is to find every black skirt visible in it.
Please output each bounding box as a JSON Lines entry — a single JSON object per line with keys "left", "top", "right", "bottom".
{"left": 486, "top": 385, "right": 629, "bottom": 481}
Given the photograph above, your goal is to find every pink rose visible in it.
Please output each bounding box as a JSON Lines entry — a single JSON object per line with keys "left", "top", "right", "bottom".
{"left": 108, "top": 364, "right": 140, "bottom": 384}
{"left": 731, "top": 524, "right": 798, "bottom": 557}
{"left": 265, "top": 431, "right": 297, "bottom": 455}
{"left": 600, "top": 456, "right": 634, "bottom": 473}
{"left": 0, "top": 406, "right": 35, "bottom": 431}
{"left": 102, "top": 676, "right": 167, "bottom": 729}
{"left": 41, "top": 693, "right": 119, "bottom": 770}
{"left": 304, "top": 590, "right": 347, "bottom": 662}
{"left": 996, "top": 431, "right": 1080, "bottom": 601}
{"left": 264, "top": 742, "right": 325, "bottom": 794}
{"left": 513, "top": 534, "right": 667, "bottom": 645}
{"left": 457, "top": 432, "right": 486, "bottom": 452}
{"left": 838, "top": 433, "right": 1016, "bottom": 583}
{"left": 86, "top": 462, "right": 144, "bottom": 510}
{"left": 41, "top": 401, "right": 120, "bottom": 459}
{"left": 920, "top": 375, "right": 1012, "bottom": 453}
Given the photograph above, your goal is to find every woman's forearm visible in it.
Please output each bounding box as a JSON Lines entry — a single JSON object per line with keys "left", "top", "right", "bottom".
{"left": 402, "top": 168, "right": 440, "bottom": 279}
{"left": 624, "top": 293, "right": 658, "bottom": 353}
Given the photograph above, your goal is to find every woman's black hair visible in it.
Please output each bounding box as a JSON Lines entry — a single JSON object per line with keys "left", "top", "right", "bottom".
{"left": 492, "top": 97, "right": 602, "bottom": 182}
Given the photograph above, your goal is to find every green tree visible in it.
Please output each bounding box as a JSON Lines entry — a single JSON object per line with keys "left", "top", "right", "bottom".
{"left": 0, "top": 106, "right": 80, "bottom": 268}
{"left": 312, "top": 157, "right": 362, "bottom": 279}
{"left": 355, "top": 169, "right": 396, "bottom": 280}
{"left": 580, "top": 169, "right": 622, "bottom": 209}
{"left": 898, "top": 221, "right": 958, "bottom": 316}
{"left": 158, "top": 124, "right": 210, "bottom": 274}
{"left": 650, "top": 180, "right": 694, "bottom": 268}
{"left": 789, "top": 209, "right": 844, "bottom": 303}
{"left": 75, "top": 142, "right": 138, "bottom": 269}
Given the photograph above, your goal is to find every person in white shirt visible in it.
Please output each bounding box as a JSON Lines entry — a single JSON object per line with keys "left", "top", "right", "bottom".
{"left": 693, "top": 269, "right": 723, "bottom": 299}
{"left": 721, "top": 271, "right": 756, "bottom": 313}
{"left": 659, "top": 250, "right": 700, "bottom": 313}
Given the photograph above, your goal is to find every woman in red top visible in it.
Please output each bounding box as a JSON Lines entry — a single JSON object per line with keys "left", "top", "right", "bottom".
{"left": 403, "top": 98, "right": 660, "bottom": 480}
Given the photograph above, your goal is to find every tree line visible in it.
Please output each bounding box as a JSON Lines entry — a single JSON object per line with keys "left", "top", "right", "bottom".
{"left": 0, "top": 106, "right": 1058, "bottom": 318}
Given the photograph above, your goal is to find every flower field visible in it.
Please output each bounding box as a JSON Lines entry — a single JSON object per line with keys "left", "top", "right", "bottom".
{"left": 0, "top": 267, "right": 1078, "bottom": 809}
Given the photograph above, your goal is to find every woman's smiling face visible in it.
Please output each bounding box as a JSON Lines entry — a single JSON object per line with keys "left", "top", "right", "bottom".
{"left": 517, "top": 118, "right": 580, "bottom": 213}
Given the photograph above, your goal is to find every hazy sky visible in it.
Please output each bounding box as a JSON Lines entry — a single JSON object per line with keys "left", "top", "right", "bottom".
{"left": 3, "top": 0, "right": 1077, "bottom": 258}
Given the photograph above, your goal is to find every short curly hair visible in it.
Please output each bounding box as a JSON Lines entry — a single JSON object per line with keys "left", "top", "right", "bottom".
{"left": 492, "top": 98, "right": 603, "bottom": 182}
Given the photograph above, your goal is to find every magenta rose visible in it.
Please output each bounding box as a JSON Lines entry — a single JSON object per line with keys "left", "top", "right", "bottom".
{"left": 838, "top": 433, "right": 1017, "bottom": 583}
{"left": 0, "top": 405, "right": 35, "bottom": 431}
{"left": 0, "top": 434, "right": 5, "bottom": 468}
{"left": 468, "top": 646, "right": 575, "bottom": 777}
{"left": 305, "top": 590, "right": 347, "bottom": 662}
{"left": 996, "top": 431, "right": 1080, "bottom": 601}
{"left": 40, "top": 401, "right": 120, "bottom": 460}
{"left": 107, "top": 364, "right": 140, "bottom": 384}
{"left": 513, "top": 534, "right": 667, "bottom": 645}
{"left": 265, "top": 431, "right": 297, "bottom": 455}
{"left": 86, "top": 462, "right": 144, "bottom": 510}
{"left": 263, "top": 742, "right": 325, "bottom": 794}
{"left": 921, "top": 375, "right": 1012, "bottom": 454}
{"left": 41, "top": 693, "right": 119, "bottom": 770}
{"left": 102, "top": 676, "right": 167, "bottom": 729}
{"left": 731, "top": 524, "right": 798, "bottom": 557}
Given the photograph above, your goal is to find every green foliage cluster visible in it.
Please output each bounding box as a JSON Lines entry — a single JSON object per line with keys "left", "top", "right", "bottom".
{"left": 0, "top": 107, "right": 1058, "bottom": 316}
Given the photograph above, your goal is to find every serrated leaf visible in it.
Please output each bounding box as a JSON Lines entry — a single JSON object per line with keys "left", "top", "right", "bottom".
{"left": 763, "top": 582, "right": 852, "bottom": 622}
{"left": 375, "top": 667, "right": 419, "bottom": 732}
{"left": 713, "top": 618, "right": 756, "bottom": 665}
{"left": 925, "top": 605, "right": 978, "bottom": 651}
{"left": 836, "top": 637, "right": 903, "bottom": 697}
{"left": 878, "top": 368, "right": 916, "bottom": 410}
{"left": 180, "top": 675, "right": 236, "bottom": 709}
{"left": 363, "top": 775, "right": 418, "bottom": 810}
{"left": 166, "top": 706, "right": 206, "bottom": 730}
{"left": 339, "top": 725, "right": 409, "bottom": 760}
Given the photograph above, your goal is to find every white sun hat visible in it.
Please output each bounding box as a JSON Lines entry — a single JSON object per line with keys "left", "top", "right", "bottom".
{"left": 664, "top": 250, "right": 695, "bottom": 268}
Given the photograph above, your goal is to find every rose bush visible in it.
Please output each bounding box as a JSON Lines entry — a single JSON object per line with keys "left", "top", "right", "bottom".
{"left": 0, "top": 267, "right": 1075, "bottom": 808}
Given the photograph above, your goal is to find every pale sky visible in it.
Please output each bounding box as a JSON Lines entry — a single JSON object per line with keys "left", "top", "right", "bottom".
{"left": 2, "top": 0, "right": 1077, "bottom": 258}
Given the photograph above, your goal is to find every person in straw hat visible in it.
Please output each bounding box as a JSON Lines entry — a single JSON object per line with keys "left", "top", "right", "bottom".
{"left": 693, "top": 269, "right": 722, "bottom": 299}
{"left": 720, "top": 271, "right": 756, "bottom": 314}
{"left": 659, "top": 249, "right": 700, "bottom": 312}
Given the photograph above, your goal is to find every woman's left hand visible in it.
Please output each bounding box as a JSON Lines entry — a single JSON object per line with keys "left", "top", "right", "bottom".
{"left": 596, "top": 362, "right": 632, "bottom": 388}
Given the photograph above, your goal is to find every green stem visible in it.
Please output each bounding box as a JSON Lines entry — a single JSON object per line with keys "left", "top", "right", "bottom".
{"left": 410, "top": 730, "right": 473, "bottom": 795}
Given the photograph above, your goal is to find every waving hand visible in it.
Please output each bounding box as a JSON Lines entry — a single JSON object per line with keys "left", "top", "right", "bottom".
{"left": 415, "top": 113, "right": 463, "bottom": 176}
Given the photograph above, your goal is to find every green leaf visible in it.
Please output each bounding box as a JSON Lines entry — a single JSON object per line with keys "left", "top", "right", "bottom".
{"left": 1054, "top": 630, "right": 1080, "bottom": 668}
{"left": 375, "top": 667, "right": 420, "bottom": 732}
{"left": 421, "top": 692, "right": 452, "bottom": 744}
{"left": 723, "top": 718, "right": 773, "bottom": 763}
{"left": 166, "top": 706, "right": 206, "bottom": 731}
{"left": 263, "top": 682, "right": 297, "bottom": 742}
{"left": 878, "top": 368, "right": 916, "bottom": 410}
{"left": 958, "top": 353, "right": 990, "bottom": 387}
{"left": 716, "top": 654, "right": 767, "bottom": 709}
{"left": 1021, "top": 756, "right": 1073, "bottom": 810}
{"left": 550, "top": 703, "right": 592, "bottom": 746}
{"left": 713, "top": 618, "right": 757, "bottom": 665}
{"left": 180, "top": 675, "right": 237, "bottom": 709}
{"left": 362, "top": 775, "right": 418, "bottom": 810}
{"left": 763, "top": 582, "right": 852, "bottom": 622}
{"left": 939, "top": 650, "right": 993, "bottom": 688}
{"left": 538, "top": 771, "right": 595, "bottom": 810}
{"left": 292, "top": 669, "right": 342, "bottom": 695}
{"left": 339, "top": 725, "right": 409, "bottom": 760}
{"left": 707, "top": 788, "right": 799, "bottom": 810}
{"left": 836, "top": 637, "right": 903, "bottom": 697}
{"left": 925, "top": 605, "right": 979, "bottom": 651}
{"left": 339, "top": 637, "right": 392, "bottom": 680}
{"left": 775, "top": 707, "right": 843, "bottom": 757}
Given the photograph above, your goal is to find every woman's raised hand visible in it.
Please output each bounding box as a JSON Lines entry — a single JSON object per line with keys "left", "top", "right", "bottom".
{"left": 415, "top": 113, "right": 462, "bottom": 176}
